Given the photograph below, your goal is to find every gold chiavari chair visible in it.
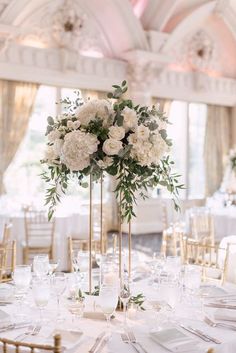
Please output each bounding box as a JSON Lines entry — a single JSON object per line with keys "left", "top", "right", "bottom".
{"left": 0, "top": 334, "right": 61, "bottom": 353}
{"left": 1, "top": 222, "right": 12, "bottom": 246}
{"left": 189, "top": 207, "right": 215, "bottom": 245}
{"left": 0, "top": 240, "right": 16, "bottom": 282}
{"left": 23, "top": 210, "right": 55, "bottom": 264}
{"left": 181, "top": 237, "right": 229, "bottom": 284}
{"left": 161, "top": 223, "right": 185, "bottom": 256}
{"left": 68, "top": 236, "right": 100, "bottom": 272}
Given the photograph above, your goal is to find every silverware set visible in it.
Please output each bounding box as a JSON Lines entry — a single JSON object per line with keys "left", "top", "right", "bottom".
{"left": 14, "top": 324, "right": 41, "bottom": 341}
{"left": 204, "top": 316, "right": 236, "bottom": 331}
{"left": 121, "top": 331, "right": 148, "bottom": 353}
{"left": 88, "top": 331, "right": 109, "bottom": 353}
{"left": 180, "top": 324, "right": 221, "bottom": 344}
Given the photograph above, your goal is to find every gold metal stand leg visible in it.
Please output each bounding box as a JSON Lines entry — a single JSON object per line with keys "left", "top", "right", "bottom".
{"left": 128, "top": 221, "right": 132, "bottom": 278}
{"left": 89, "top": 175, "right": 93, "bottom": 294}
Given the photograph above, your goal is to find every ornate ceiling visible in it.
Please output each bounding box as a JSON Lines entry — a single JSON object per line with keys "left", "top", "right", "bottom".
{"left": 0, "top": 0, "right": 235, "bottom": 106}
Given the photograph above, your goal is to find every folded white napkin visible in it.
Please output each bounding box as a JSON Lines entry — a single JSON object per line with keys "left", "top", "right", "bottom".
{"left": 214, "top": 308, "right": 236, "bottom": 322}
{"left": 0, "top": 309, "right": 10, "bottom": 325}
{"left": 48, "top": 329, "right": 83, "bottom": 350}
{"left": 150, "top": 327, "right": 201, "bottom": 353}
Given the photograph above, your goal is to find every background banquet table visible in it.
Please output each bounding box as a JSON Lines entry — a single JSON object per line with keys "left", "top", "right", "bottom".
{"left": 0, "top": 210, "right": 92, "bottom": 271}
{"left": 1, "top": 275, "right": 236, "bottom": 353}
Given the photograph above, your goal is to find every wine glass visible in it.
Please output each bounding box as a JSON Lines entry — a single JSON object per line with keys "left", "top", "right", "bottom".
{"left": 119, "top": 273, "right": 131, "bottom": 327}
{"left": 48, "top": 260, "right": 59, "bottom": 276}
{"left": 33, "top": 255, "right": 49, "bottom": 278}
{"left": 153, "top": 252, "right": 166, "bottom": 285}
{"left": 99, "top": 285, "right": 118, "bottom": 330}
{"left": 13, "top": 265, "right": 32, "bottom": 318}
{"left": 32, "top": 279, "right": 50, "bottom": 323}
{"left": 51, "top": 272, "right": 67, "bottom": 321}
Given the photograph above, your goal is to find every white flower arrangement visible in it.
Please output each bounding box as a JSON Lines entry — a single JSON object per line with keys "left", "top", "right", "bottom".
{"left": 41, "top": 81, "right": 183, "bottom": 221}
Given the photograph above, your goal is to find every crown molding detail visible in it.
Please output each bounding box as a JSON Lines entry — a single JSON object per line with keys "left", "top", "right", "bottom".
{"left": 0, "top": 43, "right": 235, "bottom": 106}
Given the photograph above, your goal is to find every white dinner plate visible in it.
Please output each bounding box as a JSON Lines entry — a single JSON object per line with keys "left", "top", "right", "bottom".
{"left": 199, "top": 284, "right": 228, "bottom": 297}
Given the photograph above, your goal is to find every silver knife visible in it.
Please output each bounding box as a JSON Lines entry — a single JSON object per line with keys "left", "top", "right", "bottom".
{"left": 194, "top": 329, "right": 221, "bottom": 344}
{"left": 88, "top": 332, "right": 106, "bottom": 353}
{"left": 96, "top": 336, "right": 109, "bottom": 353}
{"left": 180, "top": 325, "right": 210, "bottom": 342}
{"left": 205, "top": 303, "right": 236, "bottom": 310}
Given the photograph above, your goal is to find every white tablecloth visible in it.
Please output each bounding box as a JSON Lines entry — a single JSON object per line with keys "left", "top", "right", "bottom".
{"left": 1, "top": 275, "right": 236, "bottom": 353}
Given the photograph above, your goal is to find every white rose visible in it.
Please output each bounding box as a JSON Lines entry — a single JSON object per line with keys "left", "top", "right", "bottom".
{"left": 97, "top": 156, "right": 113, "bottom": 169}
{"left": 67, "top": 120, "right": 74, "bottom": 129}
{"left": 122, "top": 107, "right": 138, "bottom": 132}
{"left": 45, "top": 145, "right": 58, "bottom": 161}
{"left": 47, "top": 129, "right": 61, "bottom": 142}
{"left": 73, "top": 120, "right": 81, "bottom": 129}
{"left": 53, "top": 139, "right": 63, "bottom": 155}
{"left": 108, "top": 126, "right": 125, "bottom": 140}
{"left": 136, "top": 124, "right": 150, "bottom": 140}
{"left": 128, "top": 133, "right": 138, "bottom": 145}
{"left": 102, "top": 138, "right": 122, "bottom": 156}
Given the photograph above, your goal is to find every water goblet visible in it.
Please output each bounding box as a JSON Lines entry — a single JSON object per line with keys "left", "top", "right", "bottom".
{"left": 51, "top": 272, "right": 67, "bottom": 322}
{"left": 13, "top": 265, "right": 32, "bottom": 318}
{"left": 32, "top": 278, "right": 50, "bottom": 323}
{"left": 99, "top": 285, "right": 118, "bottom": 331}
{"left": 48, "top": 260, "right": 59, "bottom": 276}
{"left": 33, "top": 254, "right": 49, "bottom": 278}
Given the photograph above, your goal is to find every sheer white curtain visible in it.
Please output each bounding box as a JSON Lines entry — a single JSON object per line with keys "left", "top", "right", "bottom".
{"left": 152, "top": 97, "right": 172, "bottom": 117}
{"left": 204, "top": 105, "right": 231, "bottom": 197}
{"left": 0, "top": 80, "right": 39, "bottom": 194}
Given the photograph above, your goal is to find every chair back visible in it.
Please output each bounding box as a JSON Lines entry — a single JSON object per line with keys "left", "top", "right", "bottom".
{"left": 1, "top": 222, "right": 12, "bottom": 245}
{"left": 0, "top": 334, "right": 61, "bottom": 353}
{"left": 0, "top": 240, "right": 16, "bottom": 282}
{"left": 68, "top": 236, "right": 99, "bottom": 272}
{"left": 189, "top": 207, "right": 214, "bottom": 244}
{"left": 161, "top": 223, "right": 185, "bottom": 256}
{"left": 24, "top": 210, "right": 55, "bottom": 249}
{"left": 181, "top": 238, "right": 229, "bottom": 284}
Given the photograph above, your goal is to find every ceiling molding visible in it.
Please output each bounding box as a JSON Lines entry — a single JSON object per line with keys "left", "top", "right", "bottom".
{"left": 161, "top": 1, "right": 217, "bottom": 53}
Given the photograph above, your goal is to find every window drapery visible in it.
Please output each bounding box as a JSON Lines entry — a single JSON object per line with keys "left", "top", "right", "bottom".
{"left": 0, "top": 80, "right": 39, "bottom": 194}
{"left": 204, "top": 105, "right": 231, "bottom": 197}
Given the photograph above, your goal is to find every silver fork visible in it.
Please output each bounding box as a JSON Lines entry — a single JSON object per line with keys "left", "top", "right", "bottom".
{"left": 121, "top": 333, "right": 140, "bottom": 353}
{"left": 14, "top": 325, "right": 35, "bottom": 341}
{"left": 15, "top": 324, "right": 41, "bottom": 341}
{"left": 204, "top": 316, "right": 236, "bottom": 331}
{"left": 128, "top": 331, "right": 148, "bottom": 353}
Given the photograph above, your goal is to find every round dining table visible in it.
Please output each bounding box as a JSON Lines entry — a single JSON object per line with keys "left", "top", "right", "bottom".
{"left": 0, "top": 271, "right": 236, "bottom": 353}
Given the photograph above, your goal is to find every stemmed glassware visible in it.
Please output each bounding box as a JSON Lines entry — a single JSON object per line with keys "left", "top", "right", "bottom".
{"left": 33, "top": 255, "right": 49, "bottom": 279}
{"left": 119, "top": 272, "right": 131, "bottom": 327}
{"left": 149, "top": 252, "right": 166, "bottom": 285}
{"left": 99, "top": 285, "right": 118, "bottom": 330}
{"left": 48, "top": 260, "right": 59, "bottom": 276}
{"left": 13, "top": 265, "right": 32, "bottom": 318}
{"left": 32, "top": 278, "right": 50, "bottom": 323}
{"left": 51, "top": 272, "right": 67, "bottom": 321}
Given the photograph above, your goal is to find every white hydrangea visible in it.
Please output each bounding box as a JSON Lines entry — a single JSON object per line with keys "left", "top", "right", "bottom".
{"left": 97, "top": 156, "right": 113, "bottom": 169}
{"left": 130, "top": 132, "right": 168, "bottom": 166}
{"left": 108, "top": 126, "right": 125, "bottom": 140}
{"left": 47, "top": 129, "right": 61, "bottom": 142}
{"left": 75, "top": 99, "right": 114, "bottom": 127}
{"left": 103, "top": 138, "right": 122, "bottom": 156}
{"left": 122, "top": 107, "right": 138, "bottom": 132}
{"left": 53, "top": 139, "right": 63, "bottom": 155}
{"left": 135, "top": 124, "right": 150, "bottom": 140}
{"left": 61, "top": 131, "right": 99, "bottom": 171}
{"left": 67, "top": 120, "right": 74, "bottom": 129}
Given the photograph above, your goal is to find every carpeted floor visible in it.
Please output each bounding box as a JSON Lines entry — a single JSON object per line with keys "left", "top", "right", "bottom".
{"left": 107, "top": 232, "right": 162, "bottom": 256}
